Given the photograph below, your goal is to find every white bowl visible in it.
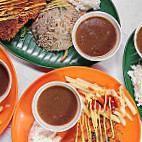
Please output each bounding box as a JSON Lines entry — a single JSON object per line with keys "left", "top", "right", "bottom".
{"left": 134, "top": 22, "right": 142, "bottom": 58}
{"left": 72, "top": 11, "right": 122, "bottom": 61}
{"left": 32, "top": 81, "right": 82, "bottom": 132}
{"left": 0, "top": 60, "right": 12, "bottom": 103}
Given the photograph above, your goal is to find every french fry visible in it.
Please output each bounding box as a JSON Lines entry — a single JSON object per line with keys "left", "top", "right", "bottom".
{"left": 111, "top": 89, "right": 119, "bottom": 97}
{"left": 69, "top": 83, "right": 88, "bottom": 92}
{"left": 100, "top": 108, "right": 121, "bottom": 123}
{"left": 69, "top": 82, "right": 99, "bottom": 97}
{"left": 0, "top": 106, "right": 3, "bottom": 113}
{"left": 114, "top": 111, "right": 124, "bottom": 117}
{"left": 79, "top": 94, "right": 86, "bottom": 102}
{"left": 119, "top": 86, "right": 136, "bottom": 115}
{"left": 99, "top": 111, "right": 120, "bottom": 123}
{"left": 69, "top": 83, "right": 95, "bottom": 96}
{"left": 118, "top": 116, "right": 126, "bottom": 126}
{"left": 71, "top": 82, "right": 104, "bottom": 98}
{"left": 66, "top": 76, "right": 103, "bottom": 91}
{"left": 123, "top": 95, "right": 137, "bottom": 115}
{"left": 79, "top": 90, "right": 95, "bottom": 98}
{"left": 118, "top": 86, "right": 126, "bottom": 116}
{"left": 116, "top": 107, "right": 126, "bottom": 117}
{"left": 126, "top": 112, "right": 133, "bottom": 121}
{"left": 78, "top": 95, "right": 91, "bottom": 118}
{"left": 76, "top": 78, "right": 103, "bottom": 91}
{"left": 96, "top": 92, "right": 102, "bottom": 97}
{"left": 65, "top": 76, "right": 76, "bottom": 84}
{"left": 76, "top": 78, "right": 93, "bottom": 85}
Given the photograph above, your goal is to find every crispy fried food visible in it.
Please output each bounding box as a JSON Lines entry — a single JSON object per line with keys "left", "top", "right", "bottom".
{"left": 109, "top": 128, "right": 123, "bottom": 142}
{"left": 0, "top": 0, "right": 46, "bottom": 41}
{"left": 65, "top": 116, "right": 123, "bottom": 142}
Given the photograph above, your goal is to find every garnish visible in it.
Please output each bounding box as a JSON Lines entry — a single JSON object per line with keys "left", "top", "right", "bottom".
{"left": 20, "top": 27, "right": 29, "bottom": 38}
{"left": 62, "top": 6, "right": 67, "bottom": 10}
{"left": 60, "top": 49, "right": 68, "bottom": 62}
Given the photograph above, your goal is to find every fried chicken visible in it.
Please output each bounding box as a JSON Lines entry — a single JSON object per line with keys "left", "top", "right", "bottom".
{"left": 61, "top": 116, "right": 123, "bottom": 142}
{"left": 0, "top": 0, "right": 46, "bottom": 41}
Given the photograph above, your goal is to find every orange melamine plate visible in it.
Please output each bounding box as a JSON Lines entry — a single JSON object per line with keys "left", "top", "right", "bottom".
{"left": 0, "top": 46, "right": 18, "bottom": 134}
{"left": 12, "top": 67, "right": 141, "bottom": 142}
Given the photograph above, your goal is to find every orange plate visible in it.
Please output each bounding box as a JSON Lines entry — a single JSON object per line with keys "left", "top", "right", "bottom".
{"left": 12, "top": 67, "right": 141, "bottom": 142}
{"left": 0, "top": 46, "right": 18, "bottom": 134}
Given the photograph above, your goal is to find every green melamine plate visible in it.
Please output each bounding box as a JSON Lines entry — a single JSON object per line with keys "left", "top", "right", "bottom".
{"left": 123, "top": 31, "right": 142, "bottom": 119}
{"left": 0, "top": 0, "right": 120, "bottom": 69}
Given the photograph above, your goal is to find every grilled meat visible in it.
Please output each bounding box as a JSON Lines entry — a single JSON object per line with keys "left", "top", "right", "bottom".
{"left": 0, "top": 0, "right": 46, "bottom": 40}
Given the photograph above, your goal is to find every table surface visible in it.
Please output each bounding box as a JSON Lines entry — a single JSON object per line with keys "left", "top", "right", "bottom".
{"left": 0, "top": 0, "right": 142, "bottom": 141}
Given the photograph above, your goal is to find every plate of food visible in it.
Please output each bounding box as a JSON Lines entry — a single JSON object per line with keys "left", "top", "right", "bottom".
{"left": 0, "top": 45, "right": 18, "bottom": 134}
{"left": 12, "top": 67, "right": 141, "bottom": 142}
{"left": 123, "top": 22, "right": 142, "bottom": 119}
{"left": 0, "top": 0, "right": 120, "bottom": 69}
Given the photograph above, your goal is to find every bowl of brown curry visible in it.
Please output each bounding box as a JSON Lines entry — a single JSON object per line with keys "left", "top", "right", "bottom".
{"left": 72, "top": 11, "right": 121, "bottom": 61}
{"left": 134, "top": 22, "right": 142, "bottom": 58}
{"left": 0, "top": 59, "right": 12, "bottom": 103}
{"left": 32, "top": 81, "right": 82, "bottom": 132}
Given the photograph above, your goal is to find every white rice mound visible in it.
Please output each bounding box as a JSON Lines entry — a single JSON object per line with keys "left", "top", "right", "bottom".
{"left": 128, "top": 64, "right": 142, "bottom": 106}
{"left": 32, "top": 5, "right": 80, "bottom": 51}
{"left": 28, "top": 122, "right": 61, "bottom": 142}
{"left": 69, "top": 0, "right": 101, "bottom": 11}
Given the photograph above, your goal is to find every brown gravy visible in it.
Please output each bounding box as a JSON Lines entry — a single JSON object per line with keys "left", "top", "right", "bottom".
{"left": 37, "top": 85, "right": 78, "bottom": 126}
{"left": 0, "top": 63, "right": 9, "bottom": 97}
{"left": 136, "top": 27, "right": 142, "bottom": 54}
{"left": 76, "top": 16, "right": 117, "bottom": 56}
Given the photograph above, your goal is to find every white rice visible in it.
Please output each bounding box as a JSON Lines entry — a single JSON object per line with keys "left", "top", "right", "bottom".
{"left": 28, "top": 122, "right": 61, "bottom": 142}
{"left": 128, "top": 64, "right": 142, "bottom": 106}
{"left": 69, "top": 0, "right": 101, "bottom": 11}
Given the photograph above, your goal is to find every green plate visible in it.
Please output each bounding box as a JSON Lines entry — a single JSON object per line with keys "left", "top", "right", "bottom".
{"left": 123, "top": 31, "right": 142, "bottom": 119}
{"left": 0, "top": 0, "right": 120, "bottom": 69}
